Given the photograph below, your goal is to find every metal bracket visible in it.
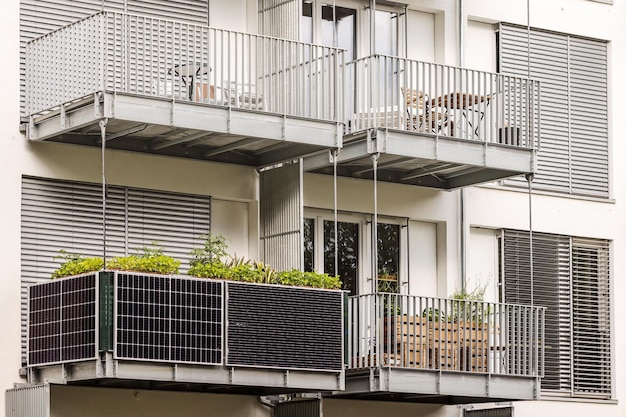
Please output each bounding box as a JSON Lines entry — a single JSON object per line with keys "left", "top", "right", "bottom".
{"left": 60, "top": 104, "right": 66, "bottom": 130}
{"left": 366, "top": 129, "right": 377, "bottom": 153}
{"left": 94, "top": 92, "right": 101, "bottom": 118}
{"left": 281, "top": 115, "right": 286, "bottom": 140}
{"left": 227, "top": 106, "right": 232, "bottom": 133}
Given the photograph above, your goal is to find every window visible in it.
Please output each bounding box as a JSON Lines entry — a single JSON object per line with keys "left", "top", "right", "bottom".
{"left": 501, "top": 230, "right": 612, "bottom": 398}
{"left": 303, "top": 213, "right": 404, "bottom": 295}
{"left": 377, "top": 223, "right": 400, "bottom": 293}
{"left": 498, "top": 24, "right": 609, "bottom": 197}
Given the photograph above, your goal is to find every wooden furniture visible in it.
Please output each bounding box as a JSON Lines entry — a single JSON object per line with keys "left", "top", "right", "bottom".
{"left": 402, "top": 88, "right": 453, "bottom": 135}
{"left": 385, "top": 315, "right": 489, "bottom": 372}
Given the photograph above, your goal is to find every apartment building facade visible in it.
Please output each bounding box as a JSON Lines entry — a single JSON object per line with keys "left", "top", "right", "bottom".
{"left": 2, "top": 0, "right": 624, "bottom": 416}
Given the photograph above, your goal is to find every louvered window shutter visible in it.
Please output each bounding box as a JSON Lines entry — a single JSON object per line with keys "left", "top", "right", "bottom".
{"left": 258, "top": 0, "right": 301, "bottom": 40}
{"left": 21, "top": 176, "right": 211, "bottom": 364}
{"left": 571, "top": 238, "right": 611, "bottom": 397}
{"left": 498, "top": 24, "right": 608, "bottom": 197}
{"left": 502, "top": 230, "right": 571, "bottom": 392}
{"left": 125, "top": 0, "right": 208, "bottom": 25}
{"left": 502, "top": 229, "right": 612, "bottom": 398}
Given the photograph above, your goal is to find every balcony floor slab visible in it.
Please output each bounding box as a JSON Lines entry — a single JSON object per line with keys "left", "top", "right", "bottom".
{"left": 26, "top": 92, "right": 340, "bottom": 167}
{"left": 27, "top": 358, "right": 344, "bottom": 395}
{"left": 336, "top": 367, "right": 539, "bottom": 404}
{"left": 304, "top": 128, "right": 536, "bottom": 190}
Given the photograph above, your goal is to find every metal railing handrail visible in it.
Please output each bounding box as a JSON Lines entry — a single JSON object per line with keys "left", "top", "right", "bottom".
{"left": 346, "top": 54, "right": 541, "bottom": 149}
{"left": 347, "top": 292, "right": 545, "bottom": 377}
{"left": 25, "top": 11, "right": 346, "bottom": 123}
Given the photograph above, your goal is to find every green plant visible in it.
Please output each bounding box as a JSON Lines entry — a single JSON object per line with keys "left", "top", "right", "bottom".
{"left": 107, "top": 243, "right": 180, "bottom": 275}
{"left": 274, "top": 269, "right": 342, "bottom": 290}
{"left": 188, "top": 234, "right": 341, "bottom": 289}
{"left": 450, "top": 282, "right": 490, "bottom": 323}
{"left": 52, "top": 244, "right": 180, "bottom": 278}
{"left": 188, "top": 261, "right": 230, "bottom": 279}
{"left": 51, "top": 250, "right": 104, "bottom": 279}
{"left": 421, "top": 307, "right": 446, "bottom": 321}
{"left": 189, "top": 233, "right": 228, "bottom": 267}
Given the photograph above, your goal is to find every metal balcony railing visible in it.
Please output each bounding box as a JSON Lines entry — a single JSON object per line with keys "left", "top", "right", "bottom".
{"left": 347, "top": 293, "right": 545, "bottom": 377}
{"left": 347, "top": 55, "right": 540, "bottom": 147}
{"left": 25, "top": 12, "right": 345, "bottom": 122}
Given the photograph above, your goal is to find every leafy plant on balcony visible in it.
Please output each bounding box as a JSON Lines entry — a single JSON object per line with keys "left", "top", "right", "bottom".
{"left": 188, "top": 233, "right": 341, "bottom": 289}
{"left": 51, "top": 250, "right": 104, "bottom": 278}
{"left": 51, "top": 243, "right": 180, "bottom": 278}
{"left": 107, "top": 244, "right": 180, "bottom": 274}
{"left": 450, "top": 283, "right": 491, "bottom": 324}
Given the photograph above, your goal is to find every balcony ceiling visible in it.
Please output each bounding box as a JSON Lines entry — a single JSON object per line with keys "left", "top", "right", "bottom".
{"left": 303, "top": 129, "right": 536, "bottom": 190}
{"left": 26, "top": 92, "right": 340, "bottom": 167}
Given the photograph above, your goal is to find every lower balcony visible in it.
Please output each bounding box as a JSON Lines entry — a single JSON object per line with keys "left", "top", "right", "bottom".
{"left": 26, "top": 271, "right": 344, "bottom": 394}
{"left": 24, "top": 12, "right": 344, "bottom": 166}
{"left": 341, "top": 293, "right": 544, "bottom": 404}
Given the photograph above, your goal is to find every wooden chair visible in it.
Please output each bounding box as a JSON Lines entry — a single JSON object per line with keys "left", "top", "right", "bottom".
{"left": 402, "top": 88, "right": 452, "bottom": 134}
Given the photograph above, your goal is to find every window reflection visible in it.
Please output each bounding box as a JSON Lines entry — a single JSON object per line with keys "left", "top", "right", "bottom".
{"left": 377, "top": 223, "right": 400, "bottom": 293}
{"left": 324, "top": 220, "right": 359, "bottom": 294}
{"left": 304, "top": 218, "right": 315, "bottom": 272}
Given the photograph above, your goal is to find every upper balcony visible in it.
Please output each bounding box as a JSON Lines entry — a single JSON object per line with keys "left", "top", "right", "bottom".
{"left": 26, "top": 271, "right": 344, "bottom": 394}
{"left": 24, "top": 12, "right": 344, "bottom": 166}
{"left": 305, "top": 55, "right": 540, "bottom": 189}
{"left": 341, "top": 293, "right": 545, "bottom": 404}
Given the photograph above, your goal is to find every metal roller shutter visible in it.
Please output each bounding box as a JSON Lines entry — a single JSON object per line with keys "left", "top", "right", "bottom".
{"left": 20, "top": 176, "right": 211, "bottom": 364}
{"left": 498, "top": 24, "right": 608, "bottom": 197}
{"left": 502, "top": 229, "right": 612, "bottom": 398}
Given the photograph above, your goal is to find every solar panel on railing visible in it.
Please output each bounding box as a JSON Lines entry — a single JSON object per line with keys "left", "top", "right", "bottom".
{"left": 115, "top": 273, "right": 222, "bottom": 365}
{"left": 28, "top": 274, "right": 97, "bottom": 366}
{"left": 226, "top": 282, "right": 343, "bottom": 371}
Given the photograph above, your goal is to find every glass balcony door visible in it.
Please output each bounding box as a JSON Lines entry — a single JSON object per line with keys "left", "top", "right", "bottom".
{"left": 304, "top": 212, "right": 405, "bottom": 295}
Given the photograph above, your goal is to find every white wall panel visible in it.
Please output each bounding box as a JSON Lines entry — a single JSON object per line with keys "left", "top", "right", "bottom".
{"left": 407, "top": 220, "right": 437, "bottom": 297}
{"left": 467, "top": 227, "right": 498, "bottom": 303}
{"left": 211, "top": 199, "right": 250, "bottom": 260}
{"left": 406, "top": 10, "right": 435, "bottom": 63}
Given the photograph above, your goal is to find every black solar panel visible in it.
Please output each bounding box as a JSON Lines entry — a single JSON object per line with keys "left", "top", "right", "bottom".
{"left": 226, "top": 283, "right": 343, "bottom": 371}
{"left": 115, "top": 273, "right": 222, "bottom": 364}
{"left": 28, "top": 274, "right": 97, "bottom": 365}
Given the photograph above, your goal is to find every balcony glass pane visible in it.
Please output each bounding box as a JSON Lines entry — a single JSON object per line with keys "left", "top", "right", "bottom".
{"left": 324, "top": 220, "right": 359, "bottom": 294}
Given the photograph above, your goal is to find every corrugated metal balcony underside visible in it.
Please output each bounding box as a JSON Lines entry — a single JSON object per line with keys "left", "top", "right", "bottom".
{"left": 26, "top": 92, "right": 339, "bottom": 166}
{"left": 304, "top": 129, "right": 536, "bottom": 190}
